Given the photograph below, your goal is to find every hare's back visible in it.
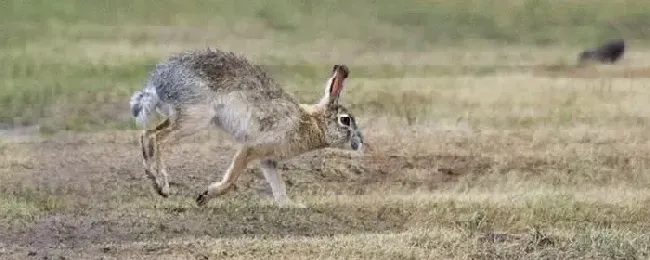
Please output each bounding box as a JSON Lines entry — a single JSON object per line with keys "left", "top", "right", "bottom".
{"left": 151, "top": 49, "right": 298, "bottom": 105}
{"left": 151, "top": 49, "right": 303, "bottom": 143}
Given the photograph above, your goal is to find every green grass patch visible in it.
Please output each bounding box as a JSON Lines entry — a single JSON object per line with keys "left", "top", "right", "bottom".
{"left": 3, "top": 0, "right": 650, "bottom": 131}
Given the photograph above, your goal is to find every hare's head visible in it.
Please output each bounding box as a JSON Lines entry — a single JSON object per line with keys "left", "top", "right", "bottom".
{"left": 310, "top": 65, "right": 364, "bottom": 152}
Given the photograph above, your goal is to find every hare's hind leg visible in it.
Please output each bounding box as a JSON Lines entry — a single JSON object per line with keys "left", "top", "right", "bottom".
{"left": 260, "top": 159, "right": 306, "bottom": 208}
{"left": 140, "top": 119, "right": 171, "bottom": 197}
{"left": 150, "top": 119, "right": 178, "bottom": 197}
{"left": 154, "top": 108, "right": 213, "bottom": 197}
{"left": 196, "top": 146, "right": 253, "bottom": 206}
{"left": 140, "top": 113, "right": 189, "bottom": 197}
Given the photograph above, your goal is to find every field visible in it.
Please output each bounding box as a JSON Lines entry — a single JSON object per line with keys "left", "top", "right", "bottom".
{"left": 3, "top": 0, "right": 650, "bottom": 259}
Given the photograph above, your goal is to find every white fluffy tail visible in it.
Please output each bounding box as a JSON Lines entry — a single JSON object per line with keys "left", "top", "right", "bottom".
{"left": 129, "top": 87, "right": 159, "bottom": 127}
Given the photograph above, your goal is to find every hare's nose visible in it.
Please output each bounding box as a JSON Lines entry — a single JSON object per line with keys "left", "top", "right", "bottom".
{"left": 351, "top": 139, "right": 363, "bottom": 151}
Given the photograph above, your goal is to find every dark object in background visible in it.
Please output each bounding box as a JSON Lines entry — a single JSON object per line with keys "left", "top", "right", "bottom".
{"left": 577, "top": 39, "right": 625, "bottom": 66}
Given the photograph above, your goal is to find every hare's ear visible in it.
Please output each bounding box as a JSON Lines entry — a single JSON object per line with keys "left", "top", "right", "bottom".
{"left": 318, "top": 64, "right": 350, "bottom": 107}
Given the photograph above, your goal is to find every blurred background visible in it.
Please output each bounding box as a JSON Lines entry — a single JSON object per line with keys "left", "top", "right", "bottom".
{"left": 3, "top": 0, "right": 650, "bottom": 132}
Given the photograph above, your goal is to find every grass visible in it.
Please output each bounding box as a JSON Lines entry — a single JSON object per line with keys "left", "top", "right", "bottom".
{"left": 3, "top": 0, "right": 650, "bottom": 130}
{"left": 2, "top": 0, "right": 650, "bottom": 259}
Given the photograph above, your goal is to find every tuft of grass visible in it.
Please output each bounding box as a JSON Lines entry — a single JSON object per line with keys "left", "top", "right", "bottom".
{"left": 0, "top": 197, "right": 41, "bottom": 225}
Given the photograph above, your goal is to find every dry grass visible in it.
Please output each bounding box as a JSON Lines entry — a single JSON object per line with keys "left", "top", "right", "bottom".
{"left": 3, "top": 109, "right": 650, "bottom": 259}
{"left": 3, "top": 0, "right": 650, "bottom": 259}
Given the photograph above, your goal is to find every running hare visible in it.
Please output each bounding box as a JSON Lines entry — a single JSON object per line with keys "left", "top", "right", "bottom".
{"left": 129, "top": 48, "right": 364, "bottom": 208}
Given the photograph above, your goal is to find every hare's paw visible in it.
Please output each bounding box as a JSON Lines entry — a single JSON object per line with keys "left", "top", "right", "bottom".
{"left": 196, "top": 190, "right": 210, "bottom": 206}
{"left": 157, "top": 183, "right": 170, "bottom": 198}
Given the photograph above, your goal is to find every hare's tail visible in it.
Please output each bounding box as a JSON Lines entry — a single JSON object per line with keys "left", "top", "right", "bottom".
{"left": 130, "top": 84, "right": 159, "bottom": 127}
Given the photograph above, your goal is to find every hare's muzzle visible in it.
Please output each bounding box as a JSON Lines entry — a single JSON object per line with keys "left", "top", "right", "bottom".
{"left": 350, "top": 129, "right": 364, "bottom": 152}
{"left": 352, "top": 142, "right": 364, "bottom": 153}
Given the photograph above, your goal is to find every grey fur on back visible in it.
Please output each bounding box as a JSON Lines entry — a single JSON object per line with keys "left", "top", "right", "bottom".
{"left": 152, "top": 49, "right": 300, "bottom": 105}
{"left": 130, "top": 49, "right": 312, "bottom": 154}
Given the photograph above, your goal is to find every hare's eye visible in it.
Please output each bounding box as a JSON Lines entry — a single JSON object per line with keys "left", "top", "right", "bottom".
{"left": 338, "top": 116, "right": 351, "bottom": 127}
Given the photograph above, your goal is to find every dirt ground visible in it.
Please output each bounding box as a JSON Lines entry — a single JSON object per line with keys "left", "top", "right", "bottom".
{"left": 0, "top": 130, "right": 482, "bottom": 259}
{"left": 2, "top": 120, "right": 650, "bottom": 259}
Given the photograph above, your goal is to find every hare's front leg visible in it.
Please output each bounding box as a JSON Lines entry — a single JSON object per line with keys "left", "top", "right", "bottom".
{"left": 196, "top": 146, "right": 252, "bottom": 206}
{"left": 260, "top": 159, "right": 305, "bottom": 208}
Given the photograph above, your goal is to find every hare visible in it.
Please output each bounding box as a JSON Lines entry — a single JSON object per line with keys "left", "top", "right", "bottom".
{"left": 129, "top": 48, "right": 364, "bottom": 208}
